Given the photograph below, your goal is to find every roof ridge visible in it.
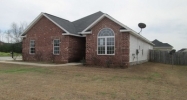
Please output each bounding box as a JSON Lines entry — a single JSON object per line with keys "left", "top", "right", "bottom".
{"left": 43, "top": 13, "right": 71, "bottom": 22}
{"left": 72, "top": 11, "right": 104, "bottom": 22}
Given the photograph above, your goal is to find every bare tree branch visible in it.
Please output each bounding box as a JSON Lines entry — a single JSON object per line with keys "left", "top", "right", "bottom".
{"left": 5, "top": 30, "right": 12, "bottom": 43}
{"left": 8, "top": 22, "right": 27, "bottom": 43}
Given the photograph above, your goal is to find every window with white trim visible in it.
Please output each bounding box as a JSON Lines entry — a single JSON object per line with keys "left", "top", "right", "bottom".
{"left": 53, "top": 39, "right": 60, "bottom": 55}
{"left": 30, "top": 40, "right": 35, "bottom": 54}
{"left": 98, "top": 28, "right": 115, "bottom": 55}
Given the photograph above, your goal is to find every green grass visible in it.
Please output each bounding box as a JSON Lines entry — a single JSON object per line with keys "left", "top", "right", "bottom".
{"left": 0, "top": 52, "right": 21, "bottom": 57}
{"left": 0, "top": 52, "right": 11, "bottom": 57}
{"left": 0, "top": 67, "right": 51, "bottom": 74}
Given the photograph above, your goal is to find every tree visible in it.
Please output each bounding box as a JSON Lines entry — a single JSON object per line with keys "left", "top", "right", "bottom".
{"left": 5, "top": 22, "right": 27, "bottom": 43}
{"left": 0, "top": 29, "right": 1, "bottom": 42}
{"left": 5, "top": 30, "right": 12, "bottom": 43}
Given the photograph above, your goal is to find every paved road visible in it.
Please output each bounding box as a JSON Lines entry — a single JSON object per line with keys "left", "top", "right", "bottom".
{"left": 0, "top": 56, "right": 22, "bottom": 61}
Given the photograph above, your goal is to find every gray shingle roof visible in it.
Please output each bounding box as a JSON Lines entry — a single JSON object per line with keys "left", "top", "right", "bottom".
{"left": 152, "top": 39, "right": 173, "bottom": 47}
{"left": 72, "top": 11, "right": 104, "bottom": 32}
{"left": 178, "top": 48, "right": 187, "bottom": 52}
{"left": 44, "top": 13, "right": 77, "bottom": 34}
{"left": 44, "top": 11, "right": 104, "bottom": 34}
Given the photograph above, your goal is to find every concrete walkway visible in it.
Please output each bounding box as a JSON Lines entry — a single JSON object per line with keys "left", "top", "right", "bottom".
{"left": 0, "top": 60, "right": 82, "bottom": 67}
{"left": 0, "top": 56, "right": 22, "bottom": 61}
{"left": 0, "top": 57, "right": 82, "bottom": 67}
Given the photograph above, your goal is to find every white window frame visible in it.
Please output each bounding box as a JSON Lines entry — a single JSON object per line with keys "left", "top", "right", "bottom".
{"left": 97, "top": 28, "right": 115, "bottom": 55}
{"left": 53, "top": 39, "right": 60, "bottom": 55}
{"left": 29, "top": 40, "right": 35, "bottom": 54}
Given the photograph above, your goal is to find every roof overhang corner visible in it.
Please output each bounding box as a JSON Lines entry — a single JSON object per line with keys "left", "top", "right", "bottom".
{"left": 78, "top": 31, "right": 92, "bottom": 35}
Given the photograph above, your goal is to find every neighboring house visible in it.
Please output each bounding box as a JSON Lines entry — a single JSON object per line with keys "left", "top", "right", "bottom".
{"left": 178, "top": 48, "right": 187, "bottom": 52}
{"left": 21, "top": 11, "right": 154, "bottom": 66}
{"left": 152, "top": 39, "right": 173, "bottom": 51}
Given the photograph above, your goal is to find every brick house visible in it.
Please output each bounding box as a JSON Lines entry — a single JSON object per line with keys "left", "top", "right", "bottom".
{"left": 21, "top": 11, "right": 154, "bottom": 66}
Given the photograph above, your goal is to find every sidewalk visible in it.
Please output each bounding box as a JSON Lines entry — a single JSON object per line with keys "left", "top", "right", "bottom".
{"left": 0, "top": 59, "right": 82, "bottom": 67}
{"left": 0, "top": 56, "right": 22, "bottom": 61}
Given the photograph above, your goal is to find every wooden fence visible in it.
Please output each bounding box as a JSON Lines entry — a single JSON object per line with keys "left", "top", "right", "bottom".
{"left": 149, "top": 50, "right": 187, "bottom": 65}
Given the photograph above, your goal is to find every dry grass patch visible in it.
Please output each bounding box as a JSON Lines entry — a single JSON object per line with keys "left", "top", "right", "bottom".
{"left": 0, "top": 62, "right": 187, "bottom": 100}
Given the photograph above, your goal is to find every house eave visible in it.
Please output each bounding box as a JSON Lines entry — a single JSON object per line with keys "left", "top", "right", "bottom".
{"left": 21, "top": 12, "right": 44, "bottom": 36}
{"left": 120, "top": 30, "right": 131, "bottom": 32}
{"left": 80, "top": 13, "right": 154, "bottom": 46}
{"left": 62, "top": 33, "right": 85, "bottom": 37}
{"left": 21, "top": 12, "right": 72, "bottom": 36}
{"left": 78, "top": 31, "right": 92, "bottom": 35}
{"left": 20, "top": 35, "right": 27, "bottom": 38}
{"left": 153, "top": 47, "right": 173, "bottom": 49}
{"left": 129, "top": 31, "right": 154, "bottom": 45}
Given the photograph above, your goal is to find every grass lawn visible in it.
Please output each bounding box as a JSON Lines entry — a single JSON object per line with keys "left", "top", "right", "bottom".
{"left": 0, "top": 52, "right": 21, "bottom": 57}
{"left": 0, "top": 52, "right": 11, "bottom": 57}
{"left": 0, "top": 62, "right": 187, "bottom": 100}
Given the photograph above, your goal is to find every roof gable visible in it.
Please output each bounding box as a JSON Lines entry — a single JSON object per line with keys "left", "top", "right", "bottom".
{"left": 72, "top": 11, "right": 104, "bottom": 32}
{"left": 79, "top": 13, "right": 154, "bottom": 45}
{"left": 22, "top": 12, "right": 75, "bottom": 36}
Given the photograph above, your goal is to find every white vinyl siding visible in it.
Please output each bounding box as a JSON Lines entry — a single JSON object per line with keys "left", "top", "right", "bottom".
{"left": 129, "top": 34, "right": 153, "bottom": 63}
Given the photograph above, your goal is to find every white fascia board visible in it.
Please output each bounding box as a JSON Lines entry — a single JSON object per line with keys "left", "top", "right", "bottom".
{"left": 104, "top": 14, "right": 154, "bottom": 45}
{"left": 21, "top": 12, "right": 44, "bottom": 36}
{"left": 154, "top": 47, "right": 173, "bottom": 49}
{"left": 120, "top": 30, "right": 131, "bottom": 32}
{"left": 78, "top": 31, "right": 92, "bottom": 34}
{"left": 129, "top": 31, "right": 154, "bottom": 45}
{"left": 105, "top": 14, "right": 132, "bottom": 31}
{"left": 82, "top": 14, "right": 106, "bottom": 32}
{"left": 20, "top": 35, "right": 27, "bottom": 38}
{"left": 81, "top": 13, "right": 154, "bottom": 45}
{"left": 62, "top": 33, "right": 85, "bottom": 37}
{"left": 43, "top": 13, "right": 70, "bottom": 34}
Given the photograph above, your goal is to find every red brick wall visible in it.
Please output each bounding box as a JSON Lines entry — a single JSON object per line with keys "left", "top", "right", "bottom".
{"left": 22, "top": 16, "right": 85, "bottom": 63}
{"left": 68, "top": 36, "right": 85, "bottom": 62}
{"left": 85, "top": 17, "right": 130, "bottom": 67}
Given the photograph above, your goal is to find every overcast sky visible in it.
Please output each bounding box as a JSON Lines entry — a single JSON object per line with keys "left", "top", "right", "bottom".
{"left": 0, "top": 0, "right": 186, "bottom": 50}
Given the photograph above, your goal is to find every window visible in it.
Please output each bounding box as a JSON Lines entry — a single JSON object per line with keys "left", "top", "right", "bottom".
{"left": 30, "top": 40, "right": 35, "bottom": 54}
{"left": 98, "top": 28, "right": 115, "bottom": 55}
{"left": 53, "top": 39, "right": 60, "bottom": 55}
